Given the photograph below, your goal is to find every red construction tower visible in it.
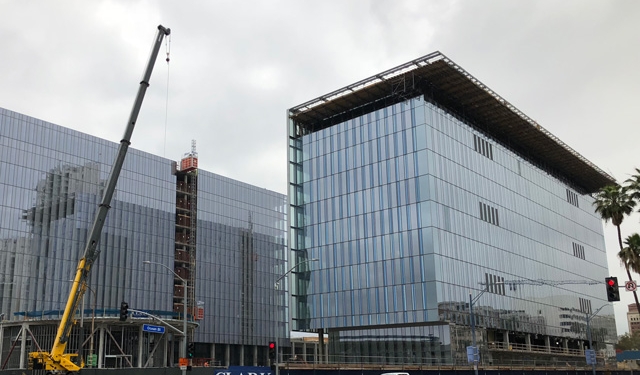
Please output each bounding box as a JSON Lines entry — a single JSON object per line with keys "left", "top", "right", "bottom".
{"left": 175, "top": 140, "right": 199, "bottom": 340}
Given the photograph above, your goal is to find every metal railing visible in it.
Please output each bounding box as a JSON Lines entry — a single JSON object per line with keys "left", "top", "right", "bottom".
{"left": 278, "top": 352, "right": 614, "bottom": 371}
{"left": 487, "top": 341, "right": 598, "bottom": 357}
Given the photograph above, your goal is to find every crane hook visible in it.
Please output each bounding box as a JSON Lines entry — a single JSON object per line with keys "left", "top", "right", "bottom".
{"left": 165, "top": 34, "right": 171, "bottom": 63}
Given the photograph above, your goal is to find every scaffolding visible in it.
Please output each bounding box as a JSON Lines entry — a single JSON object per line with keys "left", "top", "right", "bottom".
{"left": 176, "top": 140, "right": 199, "bottom": 343}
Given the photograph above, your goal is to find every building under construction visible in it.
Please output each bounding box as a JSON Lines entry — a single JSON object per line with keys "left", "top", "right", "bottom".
{"left": 0, "top": 107, "right": 287, "bottom": 370}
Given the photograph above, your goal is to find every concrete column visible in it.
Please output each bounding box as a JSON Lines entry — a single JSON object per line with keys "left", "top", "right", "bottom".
{"left": 98, "top": 326, "right": 105, "bottom": 368}
{"left": 225, "top": 344, "right": 230, "bottom": 367}
{"left": 0, "top": 320, "right": 4, "bottom": 366}
{"left": 504, "top": 331, "right": 510, "bottom": 350}
{"left": 163, "top": 332, "right": 169, "bottom": 367}
{"left": 19, "top": 322, "right": 27, "bottom": 369}
{"left": 325, "top": 338, "right": 329, "bottom": 364}
{"left": 303, "top": 341, "right": 308, "bottom": 362}
{"left": 318, "top": 328, "right": 325, "bottom": 364}
{"left": 137, "top": 326, "right": 144, "bottom": 368}
{"left": 239, "top": 345, "right": 245, "bottom": 366}
{"left": 563, "top": 338, "right": 569, "bottom": 353}
{"left": 253, "top": 345, "right": 258, "bottom": 366}
{"left": 525, "top": 334, "right": 531, "bottom": 351}
{"left": 210, "top": 343, "right": 215, "bottom": 366}
{"left": 545, "top": 336, "right": 551, "bottom": 353}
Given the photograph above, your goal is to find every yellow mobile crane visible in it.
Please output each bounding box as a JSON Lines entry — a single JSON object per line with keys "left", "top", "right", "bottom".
{"left": 29, "top": 25, "right": 171, "bottom": 374}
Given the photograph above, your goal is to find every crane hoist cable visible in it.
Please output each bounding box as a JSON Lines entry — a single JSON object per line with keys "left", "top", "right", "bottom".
{"left": 163, "top": 33, "right": 171, "bottom": 157}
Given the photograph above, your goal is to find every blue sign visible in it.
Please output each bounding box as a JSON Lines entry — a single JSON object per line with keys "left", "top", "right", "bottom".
{"left": 617, "top": 350, "right": 640, "bottom": 361}
{"left": 466, "top": 346, "right": 477, "bottom": 363}
{"left": 585, "top": 349, "right": 596, "bottom": 365}
{"left": 142, "top": 324, "right": 165, "bottom": 334}
{"left": 215, "top": 366, "right": 272, "bottom": 375}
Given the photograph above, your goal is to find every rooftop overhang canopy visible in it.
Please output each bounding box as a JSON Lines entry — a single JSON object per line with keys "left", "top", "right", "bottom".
{"left": 289, "top": 52, "right": 615, "bottom": 194}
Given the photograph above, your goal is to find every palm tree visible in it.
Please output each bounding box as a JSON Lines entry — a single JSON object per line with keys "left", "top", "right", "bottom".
{"left": 625, "top": 168, "right": 640, "bottom": 201}
{"left": 620, "top": 234, "right": 640, "bottom": 312}
{"left": 622, "top": 234, "right": 640, "bottom": 274}
{"left": 593, "top": 184, "right": 639, "bottom": 311}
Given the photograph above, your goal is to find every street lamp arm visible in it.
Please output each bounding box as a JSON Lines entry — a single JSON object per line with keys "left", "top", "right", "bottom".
{"left": 143, "top": 260, "right": 186, "bottom": 283}
{"left": 471, "top": 281, "right": 504, "bottom": 305}
{"left": 274, "top": 258, "right": 318, "bottom": 288}
{"left": 589, "top": 304, "right": 607, "bottom": 320}
{"left": 568, "top": 304, "right": 608, "bottom": 321}
{"left": 471, "top": 290, "right": 487, "bottom": 305}
{"left": 128, "top": 308, "right": 186, "bottom": 335}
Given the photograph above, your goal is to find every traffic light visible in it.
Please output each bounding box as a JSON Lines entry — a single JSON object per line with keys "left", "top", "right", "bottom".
{"left": 119, "top": 301, "right": 128, "bottom": 321}
{"left": 268, "top": 341, "right": 276, "bottom": 360}
{"left": 187, "top": 342, "right": 195, "bottom": 358}
{"left": 605, "top": 277, "right": 620, "bottom": 302}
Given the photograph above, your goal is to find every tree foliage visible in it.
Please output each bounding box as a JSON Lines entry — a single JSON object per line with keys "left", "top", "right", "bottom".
{"left": 625, "top": 168, "right": 640, "bottom": 202}
{"left": 592, "top": 185, "right": 635, "bottom": 231}
{"left": 617, "top": 332, "right": 640, "bottom": 351}
{"left": 593, "top": 184, "right": 640, "bottom": 313}
{"left": 592, "top": 168, "right": 640, "bottom": 343}
{"left": 622, "top": 234, "right": 640, "bottom": 274}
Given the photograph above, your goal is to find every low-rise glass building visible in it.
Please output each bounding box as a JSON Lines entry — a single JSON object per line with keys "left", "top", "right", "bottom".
{"left": 0, "top": 107, "right": 287, "bottom": 369}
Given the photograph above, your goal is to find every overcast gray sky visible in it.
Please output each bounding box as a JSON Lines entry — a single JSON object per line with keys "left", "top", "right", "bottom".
{"left": 1, "top": 0, "right": 639, "bottom": 335}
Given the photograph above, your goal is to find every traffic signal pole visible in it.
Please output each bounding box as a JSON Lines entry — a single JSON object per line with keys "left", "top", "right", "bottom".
{"left": 469, "top": 283, "right": 503, "bottom": 375}
{"left": 273, "top": 259, "right": 319, "bottom": 375}
{"left": 143, "top": 261, "right": 188, "bottom": 375}
{"left": 585, "top": 304, "right": 607, "bottom": 375}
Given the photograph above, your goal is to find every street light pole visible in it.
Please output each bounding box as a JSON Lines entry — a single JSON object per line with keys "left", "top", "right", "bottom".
{"left": 469, "top": 282, "right": 503, "bottom": 375}
{"left": 85, "top": 284, "right": 97, "bottom": 367}
{"left": 273, "top": 258, "right": 318, "bottom": 375}
{"left": 584, "top": 304, "right": 607, "bottom": 375}
{"left": 144, "top": 260, "right": 187, "bottom": 375}
{"left": 469, "top": 293, "right": 478, "bottom": 375}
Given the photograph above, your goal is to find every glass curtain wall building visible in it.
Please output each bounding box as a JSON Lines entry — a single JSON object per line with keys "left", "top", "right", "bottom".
{"left": 0, "top": 107, "right": 286, "bottom": 368}
{"left": 287, "top": 52, "right": 616, "bottom": 366}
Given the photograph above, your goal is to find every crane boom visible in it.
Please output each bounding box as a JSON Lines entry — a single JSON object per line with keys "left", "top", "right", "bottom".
{"left": 29, "top": 24, "right": 171, "bottom": 374}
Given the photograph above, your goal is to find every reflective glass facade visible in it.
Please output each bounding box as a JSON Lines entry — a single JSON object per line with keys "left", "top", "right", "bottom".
{"left": 289, "top": 73, "right": 615, "bottom": 363}
{"left": 195, "top": 171, "right": 288, "bottom": 346}
{"left": 0, "top": 108, "right": 286, "bottom": 357}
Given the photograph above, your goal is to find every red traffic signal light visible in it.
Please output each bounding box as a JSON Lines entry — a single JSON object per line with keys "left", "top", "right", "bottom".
{"left": 268, "top": 341, "right": 276, "bottom": 360}
{"left": 605, "top": 277, "right": 620, "bottom": 302}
